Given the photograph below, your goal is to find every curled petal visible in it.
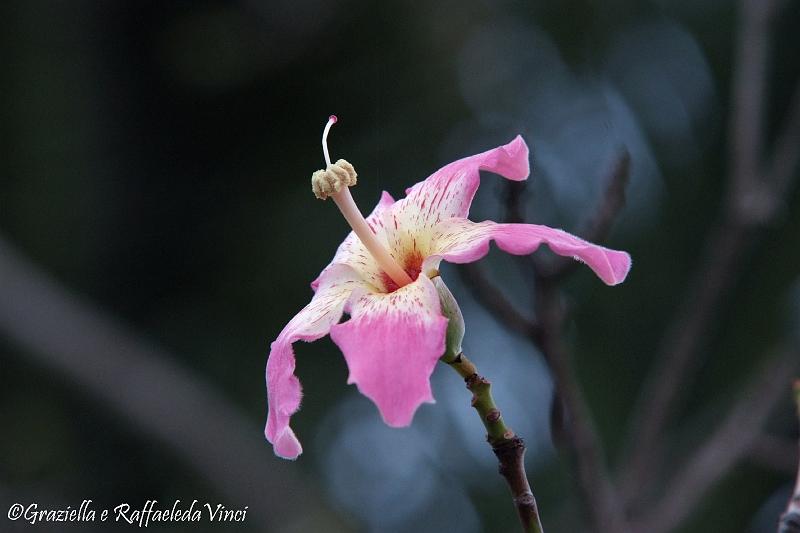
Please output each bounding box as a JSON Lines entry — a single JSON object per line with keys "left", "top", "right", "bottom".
{"left": 266, "top": 264, "right": 368, "bottom": 459}
{"left": 329, "top": 274, "right": 448, "bottom": 427}
{"left": 402, "top": 136, "right": 530, "bottom": 228}
{"left": 376, "top": 137, "right": 531, "bottom": 274}
{"left": 428, "top": 218, "right": 631, "bottom": 286}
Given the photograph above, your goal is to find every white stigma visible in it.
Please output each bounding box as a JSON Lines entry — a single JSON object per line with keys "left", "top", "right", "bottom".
{"left": 312, "top": 115, "right": 413, "bottom": 289}
{"left": 322, "top": 115, "right": 337, "bottom": 167}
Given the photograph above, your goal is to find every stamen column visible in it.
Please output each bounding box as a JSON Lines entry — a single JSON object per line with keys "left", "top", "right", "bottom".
{"left": 311, "top": 115, "right": 412, "bottom": 288}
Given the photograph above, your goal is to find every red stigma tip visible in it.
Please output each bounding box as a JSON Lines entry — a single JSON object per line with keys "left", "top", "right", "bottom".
{"left": 329, "top": 115, "right": 338, "bottom": 124}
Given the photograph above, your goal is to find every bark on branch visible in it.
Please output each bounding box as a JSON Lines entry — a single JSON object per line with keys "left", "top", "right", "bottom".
{"left": 778, "top": 380, "right": 800, "bottom": 533}
{"left": 444, "top": 352, "right": 544, "bottom": 533}
{"left": 632, "top": 349, "right": 799, "bottom": 533}
{"left": 620, "top": 0, "right": 800, "bottom": 506}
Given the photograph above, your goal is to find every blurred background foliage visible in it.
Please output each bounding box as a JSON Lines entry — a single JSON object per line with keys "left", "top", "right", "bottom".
{"left": 1, "top": 0, "right": 799, "bottom": 532}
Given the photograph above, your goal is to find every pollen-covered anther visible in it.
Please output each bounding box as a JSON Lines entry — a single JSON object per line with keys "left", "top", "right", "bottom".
{"left": 312, "top": 159, "right": 358, "bottom": 200}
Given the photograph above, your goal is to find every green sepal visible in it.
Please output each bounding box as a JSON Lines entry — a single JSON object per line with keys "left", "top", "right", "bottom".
{"left": 433, "top": 277, "right": 464, "bottom": 362}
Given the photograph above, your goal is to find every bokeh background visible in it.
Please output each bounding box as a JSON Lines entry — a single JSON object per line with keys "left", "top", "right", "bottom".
{"left": 1, "top": 0, "right": 799, "bottom": 532}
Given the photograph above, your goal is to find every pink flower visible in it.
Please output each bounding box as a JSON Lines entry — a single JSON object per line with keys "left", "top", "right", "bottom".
{"left": 266, "top": 118, "right": 631, "bottom": 459}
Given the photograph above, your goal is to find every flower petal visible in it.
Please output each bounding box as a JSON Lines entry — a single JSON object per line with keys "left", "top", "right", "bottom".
{"left": 329, "top": 274, "right": 449, "bottom": 427}
{"left": 402, "top": 136, "right": 529, "bottom": 227}
{"left": 312, "top": 191, "right": 397, "bottom": 293}
{"left": 427, "top": 218, "right": 631, "bottom": 285}
{"left": 266, "top": 264, "right": 368, "bottom": 459}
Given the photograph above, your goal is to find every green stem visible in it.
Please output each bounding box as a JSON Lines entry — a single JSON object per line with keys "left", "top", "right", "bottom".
{"left": 443, "top": 352, "right": 544, "bottom": 533}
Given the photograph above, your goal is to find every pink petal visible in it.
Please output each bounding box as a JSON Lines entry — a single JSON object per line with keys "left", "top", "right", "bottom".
{"left": 428, "top": 218, "right": 631, "bottom": 285}
{"left": 311, "top": 191, "right": 397, "bottom": 293}
{"left": 401, "top": 136, "right": 529, "bottom": 227}
{"left": 329, "top": 274, "right": 448, "bottom": 427}
{"left": 266, "top": 264, "right": 368, "bottom": 459}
